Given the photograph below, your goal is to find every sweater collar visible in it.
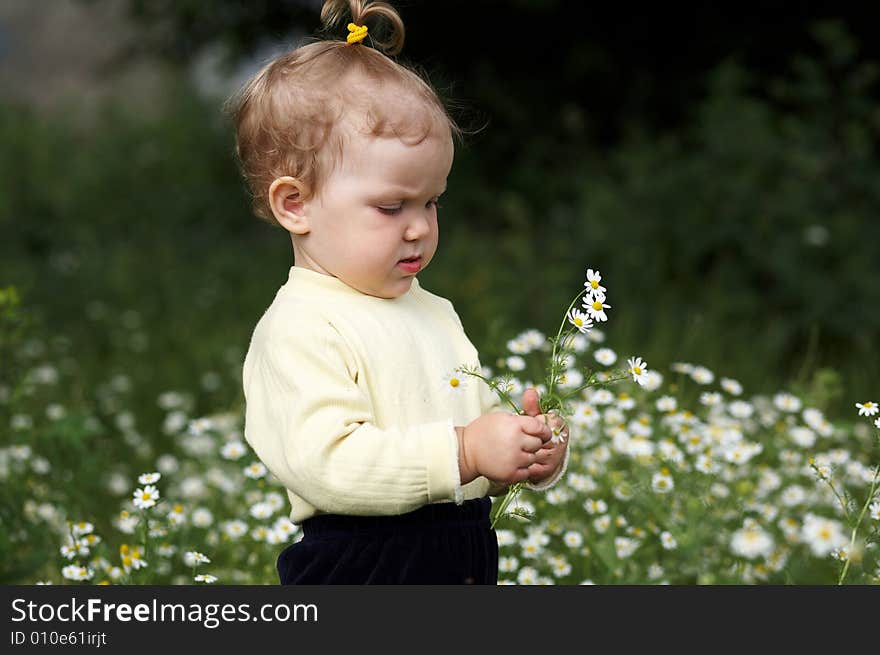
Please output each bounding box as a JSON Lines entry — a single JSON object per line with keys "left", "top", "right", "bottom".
{"left": 283, "top": 265, "right": 421, "bottom": 299}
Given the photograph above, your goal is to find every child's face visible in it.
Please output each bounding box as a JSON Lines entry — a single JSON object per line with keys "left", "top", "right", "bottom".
{"left": 295, "top": 124, "right": 453, "bottom": 299}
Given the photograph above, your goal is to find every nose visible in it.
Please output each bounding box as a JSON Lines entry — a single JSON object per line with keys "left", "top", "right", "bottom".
{"left": 404, "top": 209, "right": 432, "bottom": 241}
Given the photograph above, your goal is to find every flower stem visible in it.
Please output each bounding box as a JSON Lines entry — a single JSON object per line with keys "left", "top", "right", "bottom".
{"left": 547, "top": 291, "right": 587, "bottom": 400}
{"left": 490, "top": 482, "right": 523, "bottom": 529}
{"left": 837, "top": 464, "right": 879, "bottom": 585}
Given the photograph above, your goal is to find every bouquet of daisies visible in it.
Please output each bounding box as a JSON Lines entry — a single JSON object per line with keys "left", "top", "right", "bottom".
{"left": 458, "top": 268, "right": 650, "bottom": 528}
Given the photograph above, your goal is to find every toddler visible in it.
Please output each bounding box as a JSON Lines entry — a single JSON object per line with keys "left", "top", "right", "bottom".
{"left": 230, "top": 0, "right": 569, "bottom": 584}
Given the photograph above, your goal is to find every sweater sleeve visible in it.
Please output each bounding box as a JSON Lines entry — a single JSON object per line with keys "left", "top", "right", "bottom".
{"left": 243, "top": 315, "right": 463, "bottom": 516}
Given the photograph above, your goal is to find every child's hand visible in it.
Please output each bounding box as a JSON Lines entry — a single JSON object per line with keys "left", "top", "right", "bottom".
{"left": 521, "top": 388, "right": 569, "bottom": 485}
{"left": 456, "top": 412, "right": 553, "bottom": 486}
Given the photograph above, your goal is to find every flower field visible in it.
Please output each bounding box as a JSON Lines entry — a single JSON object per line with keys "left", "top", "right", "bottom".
{"left": 2, "top": 280, "right": 877, "bottom": 586}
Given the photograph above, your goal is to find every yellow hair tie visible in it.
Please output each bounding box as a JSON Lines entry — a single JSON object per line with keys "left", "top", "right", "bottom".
{"left": 347, "top": 22, "right": 368, "bottom": 44}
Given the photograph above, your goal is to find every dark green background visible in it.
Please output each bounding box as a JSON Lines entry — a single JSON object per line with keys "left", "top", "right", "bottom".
{"left": 2, "top": 1, "right": 878, "bottom": 421}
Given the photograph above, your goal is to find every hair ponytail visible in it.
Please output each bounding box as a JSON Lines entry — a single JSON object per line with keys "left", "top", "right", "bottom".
{"left": 320, "top": 0, "right": 405, "bottom": 56}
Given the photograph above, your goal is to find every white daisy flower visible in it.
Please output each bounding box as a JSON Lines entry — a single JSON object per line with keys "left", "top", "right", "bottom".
{"left": 192, "top": 507, "right": 214, "bottom": 528}
{"left": 720, "top": 377, "right": 743, "bottom": 396}
{"left": 584, "top": 268, "right": 607, "bottom": 296}
{"left": 496, "top": 530, "right": 516, "bottom": 547}
{"left": 71, "top": 521, "right": 94, "bottom": 537}
{"left": 700, "top": 392, "right": 722, "bottom": 406}
{"left": 517, "top": 566, "right": 539, "bottom": 585}
{"left": 614, "top": 536, "right": 640, "bottom": 559}
{"left": 656, "top": 396, "right": 677, "bottom": 412}
{"left": 583, "top": 498, "right": 607, "bottom": 515}
{"left": 522, "top": 329, "right": 546, "bottom": 350}
{"left": 557, "top": 368, "right": 583, "bottom": 390}
{"left": 569, "top": 334, "right": 589, "bottom": 352}
{"left": 651, "top": 469, "right": 674, "bottom": 494}
{"left": 249, "top": 502, "right": 274, "bottom": 520}
{"left": 728, "top": 400, "right": 754, "bottom": 419}
{"left": 730, "top": 524, "right": 774, "bottom": 559}
{"left": 856, "top": 401, "right": 878, "bottom": 417}
{"left": 550, "top": 556, "right": 572, "bottom": 578}
{"left": 62, "top": 565, "right": 94, "bottom": 581}
{"left": 184, "top": 551, "right": 211, "bottom": 567}
{"left": 220, "top": 440, "right": 247, "bottom": 460}
{"left": 874, "top": 417, "right": 880, "bottom": 429}
{"left": 594, "top": 347, "right": 617, "bottom": 366}
{"left": 499, "top": 556, "right": 519, "bottom": 573}
{"left": 566, "top": 308, "right": 594, "bottom": 333}
{"left": 156, "top": 453, "right": 179, "bottom": 474}
{"left": 773, "top": 392, "right": 802, "bottom": 413}
{"left": 243, "top": 462, "right": 267, "bottom": 479}
{"left": 689, "top": 366, "right": 714, "bottom": 385}
{"left": 194, "top": 574, "right": 218, "bottom": 583}
{"left": 563, "top": 531, "right": 583, "bottom": 548}
{"left": 187, "top": 417, "right": 215, "bottom": 436}
{"left": 443, "top": 371, "right": 468, "bottom": 391}
{"left": 222, "top": 520, "right": 248, "bottom": 539}
{"left": 869, "top": 500, "right": 879, "bottom": 521}
{"left": 132, "top": 485, "right": 160, "bottom": 510}
{"left": 660, "top": 531, "right": 678, "bottom": 550}
{"left": 593, "top": 515, "right": 611, "bottom": 533}
{"left": 506, "top": 337, "right": 530, "bottom": 354}
{"left": 789, "top": 426, "right": 816, "bottom": 448}
{"left": 138, "top": 472, "right": 161, "bottom": 485}
{"left": 583, "top": 296, "right": 611, "bottom": 322}
{"left": 505, "top": 355, "right": 527, "bottom": 372}
{"left": 800, "top": 514, "right": 847, "bottom": 557}
{"left": 627, "top": 356, "right": 649, "bottom": 386}
{"left": 590, "top": 389, "right": 615, "bottom": 405}
{"left": 114, "top": 511, "right": 139, "bottom": 534}
{"left": 641, "top": 370, "right": 663, "bottom": 391}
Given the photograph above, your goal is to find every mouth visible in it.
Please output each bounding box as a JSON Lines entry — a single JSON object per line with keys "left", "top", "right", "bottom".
{"left": 396, "top": 256, "right": 423, "bottom": 273}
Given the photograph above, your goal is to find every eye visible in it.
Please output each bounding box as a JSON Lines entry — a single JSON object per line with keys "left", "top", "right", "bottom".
{"left": 376, "top": 205, "right": 402, "bottom": 215}
{"left": 427, "top": 198, "right": 442, "bottom": 210}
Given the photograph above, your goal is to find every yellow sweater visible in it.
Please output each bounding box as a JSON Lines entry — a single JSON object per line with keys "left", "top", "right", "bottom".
{"left": 242, "top": 266, "right": 567, "bottom": 524}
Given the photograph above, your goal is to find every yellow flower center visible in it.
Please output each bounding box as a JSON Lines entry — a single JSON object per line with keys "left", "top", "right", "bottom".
{"left": 120, "top": 544, "right": 130, "bottom": 555}
{"left": 449, "top": 378, "right": 460, "bottom": 388}
{"left": 141, "top": 491, "right": 152, "bottom": 501}
{"left": 173, "top": 504, "right": 183, "bottom": 513}
{"left": 122, "top": 556, "right": 132, "bottom": 567}
{"left": 574, "top": 317, "right": 583, "bottom": 327}
{"left": 819, "top": 528, "right": 831, "bottom": 540}
{"left": 633, "top": 367, "right": 642, "bottom": 375}
{"left": 591, "top": 279, "right": 599, "bottom": 289}
{"left": 592, "top": 300, "right": 603, "bottom": 311}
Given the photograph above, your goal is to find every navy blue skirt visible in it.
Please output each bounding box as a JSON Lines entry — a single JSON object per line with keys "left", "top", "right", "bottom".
{"left": 276, "top": 497, "right": 498, "bottom": 585}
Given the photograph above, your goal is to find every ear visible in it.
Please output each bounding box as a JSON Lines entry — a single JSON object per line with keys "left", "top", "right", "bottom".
{"left": 268, "top": 176, "right": 311, "bottom": 235}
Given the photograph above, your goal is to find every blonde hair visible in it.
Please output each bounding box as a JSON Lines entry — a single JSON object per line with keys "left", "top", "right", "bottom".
{"left": 225, "top": 0, "right": 461, "bottom": 225}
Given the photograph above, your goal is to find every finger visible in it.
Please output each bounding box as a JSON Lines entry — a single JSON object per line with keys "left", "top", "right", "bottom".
{"left": 531, "top": 449, "right": 552, "bottom": 463}
{"left": 527, "top": 461, "right": 550, "bottom": 474}
{"left": 519, "top": 416, "right": 553, "bottom": 441}
{"left": 521, "top": 388, "right": 541, "bottom": 417}
{"left": 511, "top": 468, "right": 531, "bottom": 483}
{"left": 521, "top": 435, "right": 545, "bottom": 453}
{"left": 538, "top": 413, "right": 566, "bottom": 430}
{"left": 517, "top": 451, "right": 537, "bottom": 468}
